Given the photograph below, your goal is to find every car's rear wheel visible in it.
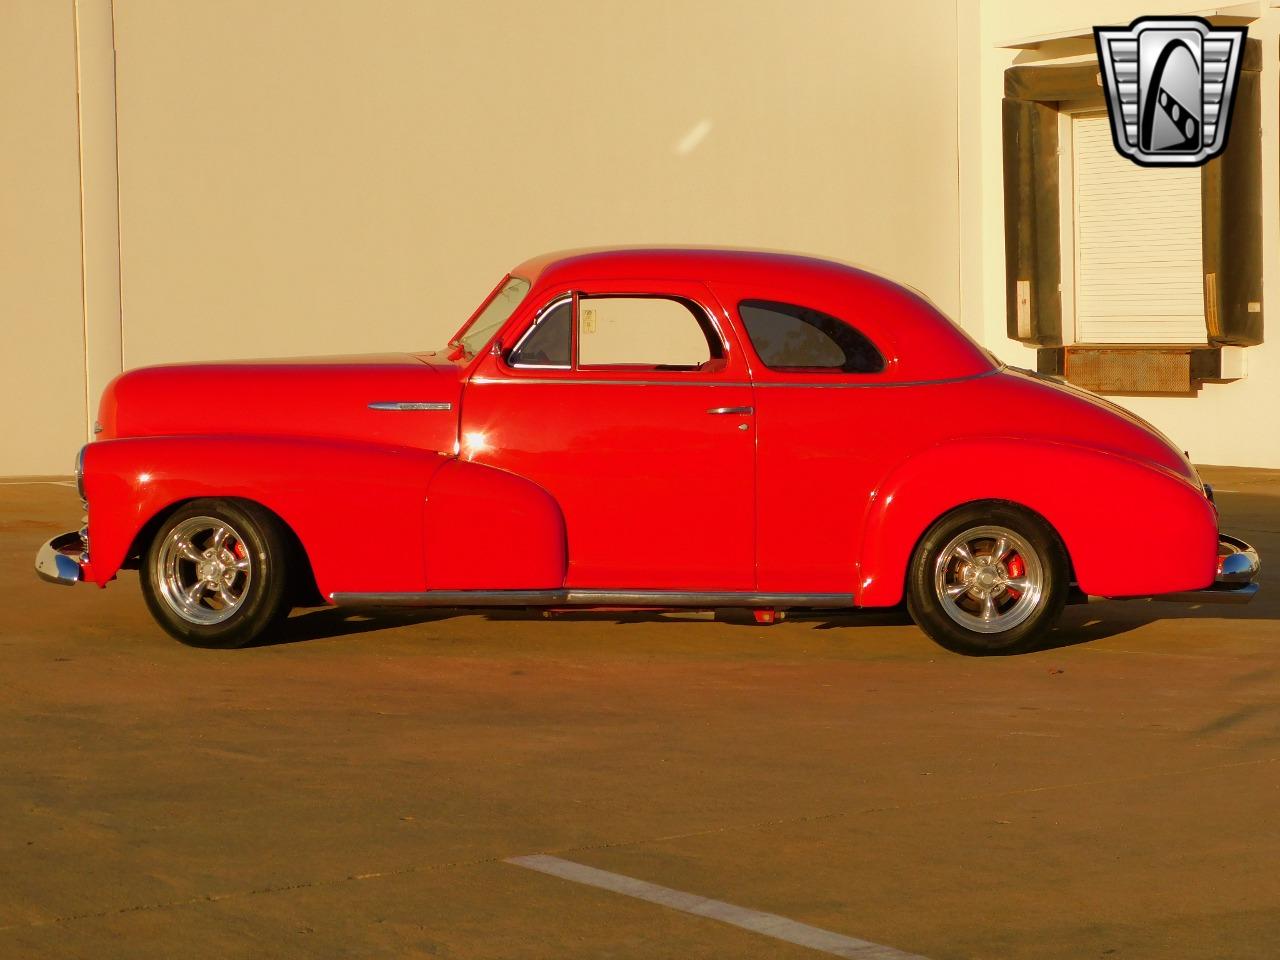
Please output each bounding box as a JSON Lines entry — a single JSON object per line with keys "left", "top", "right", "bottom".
{"left": 906, "top": 502, "right": 1067, "bottom": 655}
{"left": 141, "top": 499, "right": 290, "bottom": 648}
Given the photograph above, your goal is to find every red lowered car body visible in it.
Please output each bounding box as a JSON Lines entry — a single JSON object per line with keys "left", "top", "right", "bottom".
{"left": 36, "top": 249, "right": 1259, "bottom": 653}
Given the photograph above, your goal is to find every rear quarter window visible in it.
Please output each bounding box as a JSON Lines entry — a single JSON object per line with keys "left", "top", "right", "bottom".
{"left": 739, "top": 300, "right": 884, "bottom": 373}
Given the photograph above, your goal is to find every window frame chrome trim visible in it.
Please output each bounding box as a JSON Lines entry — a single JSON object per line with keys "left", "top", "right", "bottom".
{"left": 751, "top": 369, "right": 1001, "bottom": 389}
{"left": 503, "top": 287, "right": 733, "bottom": 376}
{"left": 468, "top": 369, "right": 1000, "bottom": 389}
{"left": 575, "top": 290, "right": 728, "bottom": 369}
{"left": 470, "top": 377, "right": 754, "bottom": 388}
{"left": 506, "top": 292, "right": 575, "bottom": 370}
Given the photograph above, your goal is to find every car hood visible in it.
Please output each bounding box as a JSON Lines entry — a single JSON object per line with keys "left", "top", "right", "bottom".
{"left": 97, "top": 352, "right": 464, "bottom": 453}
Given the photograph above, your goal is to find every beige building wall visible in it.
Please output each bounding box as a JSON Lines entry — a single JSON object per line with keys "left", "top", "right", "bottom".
{"left": 963, "top": 0, "right": 1280, "bottom": 469}
{"left": 0, "top": 1, "right": 88, "bottom": 476}
{"left": 3, "top": 0, "right": 967, "bottom": 475}
{"left": 18, "top": 0, "right": 1275, "bottom": 476}
{"left": 111, "top": 0, "right": 962, "bottom": 371}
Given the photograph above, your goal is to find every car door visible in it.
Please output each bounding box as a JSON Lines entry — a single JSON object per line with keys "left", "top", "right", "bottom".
{"left": 460, "top": 279, "right": 756, "bottom": 591}
{"left": 709, "top": 282, "right": 895, "bottom": 595}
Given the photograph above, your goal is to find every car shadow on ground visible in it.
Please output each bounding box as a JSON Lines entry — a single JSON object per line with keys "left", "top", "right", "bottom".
{"left": 809, "top": 589, "right": 1280, "bottom": 653}
{"left": 258, "top": 605, "right": 924, "bottom": 648}
{"left": 256, "top": 589, "right": 1278, "bottom": 654}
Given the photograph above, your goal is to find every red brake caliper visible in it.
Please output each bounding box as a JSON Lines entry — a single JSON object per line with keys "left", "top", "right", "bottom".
{"left": 1005, "top": 553, "right": 1025, "bottom": 598}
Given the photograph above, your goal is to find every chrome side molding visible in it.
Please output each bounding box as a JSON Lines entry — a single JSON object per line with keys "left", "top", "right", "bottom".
{"left": 467, "top": 370, "right": 1001, "bottom": 390}
{"left": 330, "top": 589, "right": 855, "bottom": 609}
{"left": 367, "top": 401, "right": 452, "bottom": 411}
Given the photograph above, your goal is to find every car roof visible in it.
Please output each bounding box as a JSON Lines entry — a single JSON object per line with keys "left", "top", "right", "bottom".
{"left": 514, "top": 246, "right": 878, "bottom": 287}
{"left": 508, "top": 247, "right": 997, "bottom": 383}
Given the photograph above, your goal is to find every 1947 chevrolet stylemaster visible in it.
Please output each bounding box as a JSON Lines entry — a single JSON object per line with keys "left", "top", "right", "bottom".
{"left": 36, "top": 249, "right": 1260, "bottom": 654}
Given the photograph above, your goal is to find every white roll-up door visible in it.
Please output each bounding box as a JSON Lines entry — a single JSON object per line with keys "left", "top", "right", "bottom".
{"left": 1072, "top": 113, "right": 1206, "bottom": 344}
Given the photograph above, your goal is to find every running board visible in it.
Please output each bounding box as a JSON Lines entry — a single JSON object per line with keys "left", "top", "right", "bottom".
{"left": 329, "top": 589, "right": 856, "bottom": 609}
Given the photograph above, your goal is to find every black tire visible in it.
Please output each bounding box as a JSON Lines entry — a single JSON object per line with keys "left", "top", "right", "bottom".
{"left": 906, "top": 501, "right": 1068, "bottom": 656}
{"left": 140, "top": 498, "right": 291, "bottom": 648}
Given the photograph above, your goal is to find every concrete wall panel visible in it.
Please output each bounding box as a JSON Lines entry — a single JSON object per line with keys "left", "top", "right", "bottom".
{"left": 0, "top": 1, "right": 87, "bottom": 475}
{"left": 110, "top": 0, "right": 962, "bottom": 367}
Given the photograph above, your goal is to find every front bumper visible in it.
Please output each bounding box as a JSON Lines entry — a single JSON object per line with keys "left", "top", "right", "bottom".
{"left": 1147, "top": 533, "right": 1260, "bottom": 604}
{"left": 35, "top": 531, "right": 86, "bottom": 586}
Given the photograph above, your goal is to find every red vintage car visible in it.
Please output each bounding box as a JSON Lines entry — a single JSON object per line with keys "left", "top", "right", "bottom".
{"left": 36, "top": 248, "right": 1259, "bottom": 654}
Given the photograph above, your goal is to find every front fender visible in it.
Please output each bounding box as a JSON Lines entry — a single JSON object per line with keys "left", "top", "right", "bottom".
{"left": 858, "top": 438, "right": 1218, "bottom": 606}
{"left": 81, "top": 436, "right": 449, "bottom": 595}
{"left": 423, "top": 459, "right": 567, "bottom": 589}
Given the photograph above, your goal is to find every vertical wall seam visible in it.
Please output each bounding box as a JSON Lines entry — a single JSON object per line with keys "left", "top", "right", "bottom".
{"left": 71, "top": 0, "right": 92, "bottom": 442}
{"left": 955, "top": 0, "right": 964, "bottom": 335}
{"left": 109, "top": 0, "right": 123, "bottom": 373}
{"left": 72, "top": 0, "right": 124, "bottom": 437}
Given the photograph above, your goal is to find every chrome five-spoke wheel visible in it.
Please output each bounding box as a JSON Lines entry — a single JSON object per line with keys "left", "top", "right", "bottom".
{"left": 907, "top": 502, "right": 1067, "bottom": 655}
{"left": 158, "top": 516, "right": 253, "bottom": 625}
{"left": 142, "top": 498, "right": 290, "bottom": 648}
{"left": 933, "top": 525, "right": 1044, "bottom": 634}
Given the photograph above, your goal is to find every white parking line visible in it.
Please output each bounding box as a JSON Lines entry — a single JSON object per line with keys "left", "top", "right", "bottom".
{"left": 505, "top": 854, "right": 930, "bottom": 959}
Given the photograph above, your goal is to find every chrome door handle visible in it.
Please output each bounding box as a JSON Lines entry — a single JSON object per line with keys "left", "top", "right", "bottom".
{"left": 707, "top": 406, "right": 753, "bottom": 415}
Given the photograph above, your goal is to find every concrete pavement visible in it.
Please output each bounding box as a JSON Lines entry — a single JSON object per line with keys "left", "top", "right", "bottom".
{"left": 1, "top": 469, "right": 1277, "bottom": 959}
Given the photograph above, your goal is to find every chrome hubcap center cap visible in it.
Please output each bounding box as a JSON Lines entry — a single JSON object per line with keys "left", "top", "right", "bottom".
{"left": 197, "top": 551, "right": 227, "bottom": 584}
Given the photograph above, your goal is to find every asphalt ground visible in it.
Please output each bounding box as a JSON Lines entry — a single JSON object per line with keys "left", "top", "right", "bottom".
{"left": 2, "top": 467, "right": 1278, "bottom": 959}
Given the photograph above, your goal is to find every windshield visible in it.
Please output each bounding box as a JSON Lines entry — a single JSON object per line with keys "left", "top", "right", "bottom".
{"left": 452, "top": 276, "right": 531, "bottom": 357}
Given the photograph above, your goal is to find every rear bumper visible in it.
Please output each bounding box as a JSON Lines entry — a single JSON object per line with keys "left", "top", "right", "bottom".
{"left": 1144, "top": 533, "right": 1260, "bottom": 604}
{"left": 35, "top": 531, "right": 86, "bottom": 586}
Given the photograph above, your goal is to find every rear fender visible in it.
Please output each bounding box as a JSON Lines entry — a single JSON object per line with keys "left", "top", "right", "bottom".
{"left": 81, "top": 436, "right": 449, "bottom": 595}
{"left": 858, "top": 438, "right": 1218, "bottom": 606}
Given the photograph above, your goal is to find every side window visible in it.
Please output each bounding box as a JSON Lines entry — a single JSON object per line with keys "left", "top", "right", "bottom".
{"left": 508, "top": 298, "right": 571, "bottom": 368}
{"left": 578, "top": 297, "right": 719, "bottom": 369}
{"left": 738, "top": 300, "right": 885, "bottom": 373}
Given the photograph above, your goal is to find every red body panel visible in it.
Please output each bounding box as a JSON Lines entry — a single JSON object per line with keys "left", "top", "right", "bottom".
{"left": 857, "top": 437, "right": 1217, "bottom": 603}
{"left": 75, "top": 247, "right": 1220, "bottom": 607}
{"left": 81, "top": 436, "right": 446, "bottom": 595}
{"left": 423, "top": 459, "right": 566, "bottom": 589}
{"left": 460, "top": 277, "right": 756, "bottom": 590}
{"left": 98, "top": 353, "right": 462, "bottom": 456}
{"left": 745, "top": 366, "right": 1208, "bottom": 600}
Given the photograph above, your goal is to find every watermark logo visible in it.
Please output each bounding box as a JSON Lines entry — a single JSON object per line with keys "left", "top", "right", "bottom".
{"left": 1094, "top": 17, "right": 1245, "bottom": 166}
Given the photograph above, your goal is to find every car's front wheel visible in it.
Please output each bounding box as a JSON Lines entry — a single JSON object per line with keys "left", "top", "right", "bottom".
{"left": 141, "top": 499, "right": 290, "bottom": 648}
{"left": 906, "top": 502, "right": 1068, "bottom": 655}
